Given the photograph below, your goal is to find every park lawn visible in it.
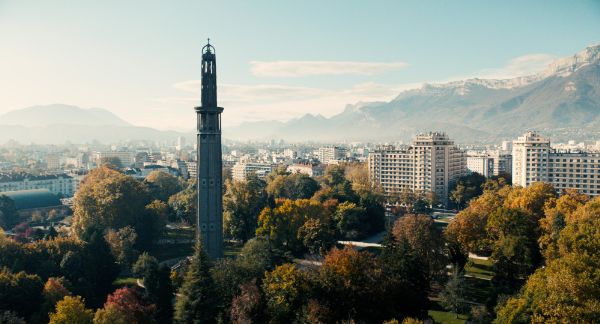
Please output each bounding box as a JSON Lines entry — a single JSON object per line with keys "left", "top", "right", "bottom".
{"left": 428, "top": 301, "right": 468, "bottom": 324}
{"left": 150, "top": 243, "right": 194, "bottom": 262}
{"left": 465, "top": 257, "right": 494, "bottom": 280}
{"left": 163, "top": 226, "right": 195, "bottom": 240}
{"left": 112, "top": 277, "right": 138, "bottom": 287}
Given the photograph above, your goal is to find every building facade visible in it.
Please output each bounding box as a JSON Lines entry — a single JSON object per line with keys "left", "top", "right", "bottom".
{"left": 0, "top": 173, "right": 78, "bottom": 197}
{"left": 195, "top": 40, "right": 224, "bottom": 258}
{"left": 512, "top": 131, "right": 600, "bottom": 196}
{"left": 368, "top": 132, "right": 467, "bottom": 205}
{"left": 232, "top": 161, "right": 274, "bottom": 181}
{"left": 318, "top": 146, "right": 347, "bottom": 164}
{"left": 466, "top": 151, "right": 512, "bottom": 178}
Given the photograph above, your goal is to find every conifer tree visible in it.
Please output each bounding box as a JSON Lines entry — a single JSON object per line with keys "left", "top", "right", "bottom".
{"left": 174, "top": 242, "right": 217, "bottom": 324}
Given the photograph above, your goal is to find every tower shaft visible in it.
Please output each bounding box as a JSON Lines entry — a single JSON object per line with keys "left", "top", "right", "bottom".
{"left": 195, "top": 42, "right": 223, "bottom": 258}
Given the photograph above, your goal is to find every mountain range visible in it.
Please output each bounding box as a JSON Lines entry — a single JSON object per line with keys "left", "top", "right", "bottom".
{"left": 0, "top": 104, "right": 188, "bottom": 144}
{"left": 227, "top": 45, "right": 600, "bottom": 143}
{"left": 1, "top": 45, "right": 599, "bottom": 144}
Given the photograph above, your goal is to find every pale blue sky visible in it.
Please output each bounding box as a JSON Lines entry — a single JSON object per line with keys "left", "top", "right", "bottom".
{"left": 1, "top": 0, "right": 599, "bottom": 130}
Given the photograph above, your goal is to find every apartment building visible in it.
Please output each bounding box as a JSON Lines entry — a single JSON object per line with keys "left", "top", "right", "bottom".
{"left": 368, "top": 132, "right": 467, "bottom": 205}
{"left": 466, "top": 151, "right": 512, "bottom": 178}
{"left": 318, "top": 146, "right": 347, "bottom": 164}
{"left": 512, "top": 131, "right": 600, "bottom": 196}
{"left": 0, "top": 173, "right": 78, "bottom": 197}
{"left": 232, "top": 161, "right": 274, "bottom": 181}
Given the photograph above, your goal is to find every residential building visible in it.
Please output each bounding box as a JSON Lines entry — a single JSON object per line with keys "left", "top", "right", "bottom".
{"left": 318, "top": 146, "right": 347, "bottom": 164}
{"left": 94, "top": 150, "right": 135, "bottom": 168}
{"left": 232, "top": 161, "right": 274, "bottom": 181}
{"left": 287, "top": 162, "right": 325, "bottom": 177}
{"left": 512, "top": 131, "right": 600, "bottom": 196}
{"left": 466, "top": 151, "right": 512, "bottom": 178}
{"left": 368, "top": 132, "right": 467, "bottom": 205}
{"left": 0, "top": 172, "right": 77, "bottom": 197}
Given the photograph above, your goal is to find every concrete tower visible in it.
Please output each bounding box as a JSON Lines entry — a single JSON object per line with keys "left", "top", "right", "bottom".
{"left": 195, "top": 39, "right": 223, "bottom": 258}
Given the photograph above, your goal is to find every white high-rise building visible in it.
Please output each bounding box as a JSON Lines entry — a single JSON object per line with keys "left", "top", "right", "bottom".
{"left": 512, "top": 131, "right": 551, "bottom": 188}
{"left": 512, "top": 131, "right": 600, "bottom": 196}
{"left": 368, "top": 132, "right": 467, "bottom": 206}
{"left": 318, "top": 146, "right": 347, "bottom": 164}
{"left": 467, "top": 151, "right": 512, "bottom": 178}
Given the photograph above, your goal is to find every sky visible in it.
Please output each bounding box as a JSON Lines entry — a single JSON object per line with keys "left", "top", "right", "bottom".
{"left": 0, "top": 0, "right": 599, "bottom": 131}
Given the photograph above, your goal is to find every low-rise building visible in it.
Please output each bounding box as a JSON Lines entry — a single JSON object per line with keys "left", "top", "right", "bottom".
{"left": 232, "top": 161, "right": 274, "bottom": 181}
{"left": 0, "top": 172, "right": 77, "bottom": 197}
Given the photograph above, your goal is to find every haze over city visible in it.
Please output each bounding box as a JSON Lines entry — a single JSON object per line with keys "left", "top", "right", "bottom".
{"left": 1, "top": 2, "right": 600, "bottom": 324}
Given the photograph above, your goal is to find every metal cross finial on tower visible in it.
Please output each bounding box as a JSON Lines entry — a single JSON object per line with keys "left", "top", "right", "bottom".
{"left": 207, "top": 37, "right": 210, "bottom": 45}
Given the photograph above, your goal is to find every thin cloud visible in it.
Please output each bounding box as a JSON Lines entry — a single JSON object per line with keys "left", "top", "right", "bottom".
{"left": 249, "top": 60, "right": 408, "bottom": 77}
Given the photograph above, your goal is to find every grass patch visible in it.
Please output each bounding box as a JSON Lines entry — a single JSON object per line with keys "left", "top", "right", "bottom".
{"left": 224, "top": 244, "right": 243, "bottom": 259}
{"left": 465, "top": 258, "right": 494, "bottom": 280}
{"left": 113, "top": 277, "right": 138, "bottom": 287}
{"left": 428, "top": 301, "right": 468, "bottom": 324}
{"left": 150, "top": 243, "right": 194, "bottom": 262}
{"left": 162, "top": 226, "right": 195, "bottom": 240}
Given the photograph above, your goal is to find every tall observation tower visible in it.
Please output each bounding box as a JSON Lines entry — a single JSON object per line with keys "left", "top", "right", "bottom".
{"left": 195, "top": 39, "right": 223, "bottom": 258}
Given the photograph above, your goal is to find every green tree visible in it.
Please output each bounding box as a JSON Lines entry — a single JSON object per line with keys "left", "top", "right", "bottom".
{"left": 133, "top": 253, "right": 173, "bottom": 324}
{"left": 174, "top": 243, "right": 218, "bottom": 324}
{"left": 0, "top": 268, "right": 44, "bottom": 320}
{"left": 334, "top": 201, "right": 369, "bottom": 239}
{"left": 297, "top": 218, "right": 335, "bottom": 255}
{"left": 0, "top": 195, "right": 18, "bottom": 230}
{"left": 49, "top": 296, "right": 93, "bottom": 324}
{"left": 223, "top": 174, "right": 268, "bottom": 242}
{"left": 450, "top": 173, "right": 486, "bottom": 209}
{"left": 168, "top": 181, "right": 197, "bottom": 224}
{"left": 439, "top": 267, "right": 467, "bottom": 319}
{"left": 145, "top": 171, "right": 183, "bottom": 202}
{"left": 266, "top": 173, "right": 320, "bottom": 200}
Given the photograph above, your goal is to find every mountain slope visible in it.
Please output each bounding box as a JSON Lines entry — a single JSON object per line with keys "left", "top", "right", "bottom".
{"left": 0, "top": 104, "right": 132, "bottom": 127}
{"left": 228, "top": 45, "right": 600, "bottom": 143}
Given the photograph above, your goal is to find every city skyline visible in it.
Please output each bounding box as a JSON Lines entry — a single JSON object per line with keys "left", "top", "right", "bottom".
{"left": 1, "top": 0, "right": 599, "bottom": 131}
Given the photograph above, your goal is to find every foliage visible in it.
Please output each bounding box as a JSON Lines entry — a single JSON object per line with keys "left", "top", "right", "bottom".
{"left": 168, "top": 181, "right": 197, "bottom": 224}
{"left": 391, "top": 214, "right": 446, "bottom": 279}
{"left": 297, "top": 218, "right": 335, "bottom": 255}
{"left": 440, "top": 267, "right": 467, "bottom": 318}
{"left": 97, "top": 287, "right": 156, "bottom": 324}
{"left": 0, "top": 195, "right": 18, "bottom": 230}
{"left": 0, "top": 268, "right": 43, "bottom": 320}
{"left": 105, "top": 226, "right": 139, "bottom": 269}
{"left": 223, "top": 174, "right": 268, "bottom": 242}
{"left": 334, "top": 201, "right": 368, "bottom": 239}
{"left": 230, "top": 279, "right": 263, "bottom": 324}
{"left": 262, "top": 263, "right": 308, "bottom": 323}
{"left": 267, "top": 172, "right": 320, "bottom": 200}
{"left": 0, "top": 311, "right": 25, "bottom": 324}
{"left": 494, "top": 197, "right": 600, "bottom": 323}
{"left": 144, "top": 170, "right": 182, "bottom": 202}
{"left": 72, "top": 166, "right": 162, "bottom": 249}
{"left": 49, "top": 296, "right": 93, "bottom": 324}
{"left": 450, "top": 173, "right": 486, "bottom": 209}
{"left": 174, "top": 243, "right": 218, "bottom": 324}
{"left": 256, "top": 199, "right": 328, "bottom": 255}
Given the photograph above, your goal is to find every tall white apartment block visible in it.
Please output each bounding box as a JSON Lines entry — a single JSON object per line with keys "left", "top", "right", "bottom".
{"left": 512, "top": 131, "right": 551, "bottom": 187}
{"left": 467, "top": 151, "right": 512, "bottom": 178}
{"left": 368, "top": 132, "right": 467, "bottom": 206}
{"left": 512, "top": 131, "right": 600, "bottom": 196}
{"left": 231, "top": 162, "right": 274, "bottom": 181}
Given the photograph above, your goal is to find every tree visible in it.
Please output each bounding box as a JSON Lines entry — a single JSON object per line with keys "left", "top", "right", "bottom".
{"left": 174, "top": 243, "right": 218, "bottom": 323}
{"left": 439, "top": 267, "right": 467, "bottom": 319}
{"left": 256, "top": 199, "right": 328, "bottom": 255}
{"left": 334, "top": 201, "right": 369, "bottom": 239}
{"left": 0, "top": 195, "right": 18, "bottom": 230}
{"left": 450, "top": 173, "right": 486, "bottom": 209}
{"left": 0, "top": 268, "right": 43, "bottom": 320}
{"left": 317, "top": 247, "right": 384, "bottom": 323}
{"left": 49, "top": 296, "right": 93, "bottom": 324}
{"left": 223, "top": 174, "right": 268, "bottom": 242}
{"left": 487, "top": 207, "right": 541, "bottom": 288}
{"left": 168, "top": 181, "right": 197, "bottom": 224}
{"left": 0, "top": 311, "right": 25, "bottom": 324}
{"left": 380, "top": 236, "right": 430, "bottom": 319}
{"left": 145, "top": 171, "right": 183, "bottom": 202}
{"left": 230, "top": 279, "right": 263, "bottom": 324}
{"left": 504, "top": 182, "right": 557, "bottom": 220}
{"left": 34, "top": 277, "right": 72, "bottom": 324}
{"left": 99, "top": 157, "right": 122, "bottom": 169}
{"left": 132, "top": 255, "right": 173, "bottom": 324}
{"left": 105, "top": 226, "right": 139, "bottom": 269}
{"left": 297, "top": 218, "right": 335, "bottom": 255}
{"left": 391, "top": 214, "right": 446, "bottom": 279}
{"left": 266, "top": 173, "right": 320, "bottom": 200}
{"left": 72, "top": 166, "right": 161, "bottom": 250}
{"left": 262, "top": 263, "right": 308, "bottom": 323}
{"left": 95, "top": 287, "right": 156, "bottom": 324}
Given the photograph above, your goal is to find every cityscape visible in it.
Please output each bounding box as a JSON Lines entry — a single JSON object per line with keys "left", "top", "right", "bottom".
{"left": 1, "top": 1, "right": 600, "bottom": 324}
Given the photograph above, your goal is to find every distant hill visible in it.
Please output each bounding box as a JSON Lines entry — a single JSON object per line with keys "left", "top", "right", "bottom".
{"left": 0, "top": 104, "right": 131, "bottom": 127}
{"left": 0, "top": 104, "right": 192, "bottom": 144}
{"left": 227, "top": 45, "right": 600, "bottom": 143}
